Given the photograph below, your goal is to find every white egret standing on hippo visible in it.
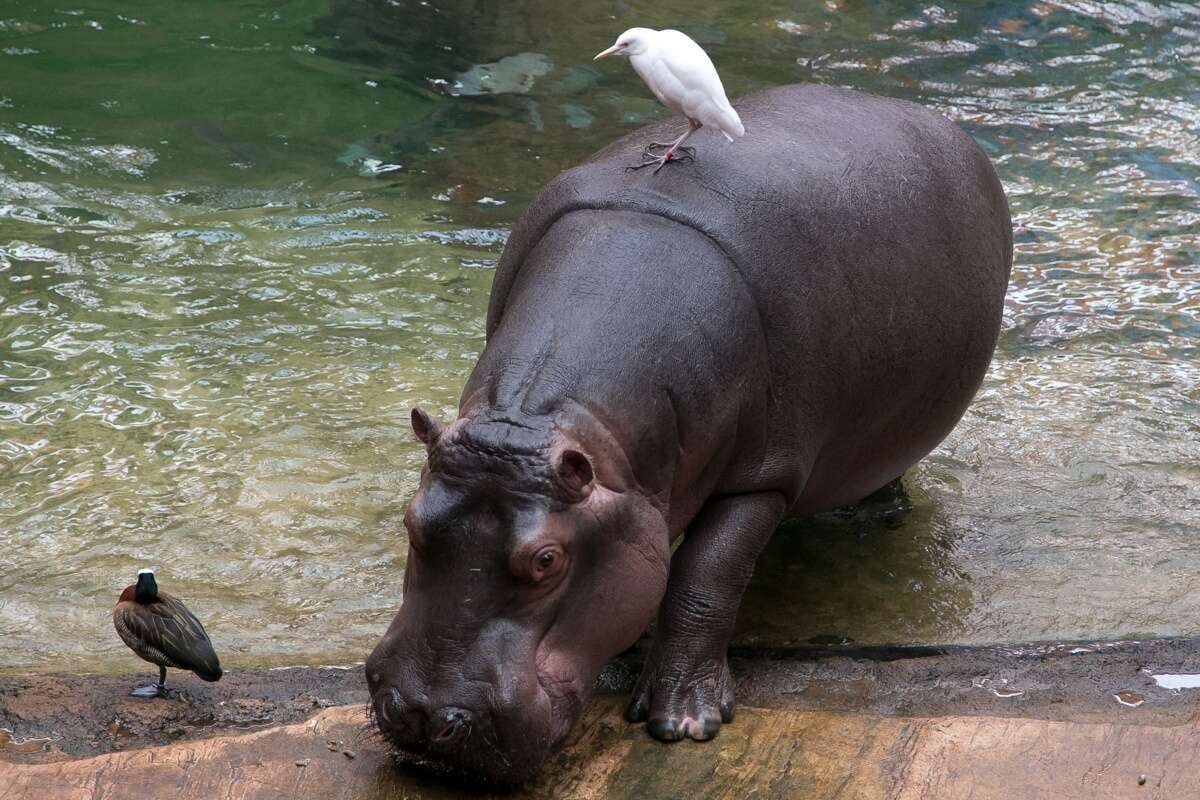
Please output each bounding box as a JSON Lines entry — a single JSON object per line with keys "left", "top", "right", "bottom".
{"left": 594, "top": 27, "right": 744, "bottom": 173}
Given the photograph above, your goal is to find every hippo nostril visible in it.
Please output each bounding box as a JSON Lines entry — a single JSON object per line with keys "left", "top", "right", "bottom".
{"left": 376, "top": 687, "right": 406, "bottom": 727}
{"left": 430, "top": 706, "right": 472, "bottom": 746}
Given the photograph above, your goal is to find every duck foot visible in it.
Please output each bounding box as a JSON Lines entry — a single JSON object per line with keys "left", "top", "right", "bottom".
{"left": 130, "top": 666, "right": 168, "bottom": 698}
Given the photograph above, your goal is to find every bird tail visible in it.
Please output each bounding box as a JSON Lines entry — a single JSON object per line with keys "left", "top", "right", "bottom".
{"left": 717, "top": 104, "right": 745, "bottom": 141}
{"left": 195, "top": 665, "right": 222, "bottom": 682}
{"left": 190, "top": 640, "right": 222, "bottom": 681}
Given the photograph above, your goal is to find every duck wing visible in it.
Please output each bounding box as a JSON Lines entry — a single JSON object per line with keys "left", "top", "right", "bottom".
{"left": 115, "top": 593, "right": 222, "bottom": 681}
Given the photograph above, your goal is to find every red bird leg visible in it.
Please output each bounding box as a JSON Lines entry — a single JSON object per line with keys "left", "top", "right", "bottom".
{"left": 628, "top": 123, "right": 700, "bottom": 173}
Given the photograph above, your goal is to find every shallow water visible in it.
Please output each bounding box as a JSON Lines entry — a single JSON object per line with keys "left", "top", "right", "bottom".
{"left": 0, "top": 0, "right": 1197, "bottom": 673}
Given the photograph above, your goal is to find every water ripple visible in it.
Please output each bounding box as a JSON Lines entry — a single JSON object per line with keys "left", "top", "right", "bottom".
{"left": 1, "top": 0, "right": 1198, "bottom": 670}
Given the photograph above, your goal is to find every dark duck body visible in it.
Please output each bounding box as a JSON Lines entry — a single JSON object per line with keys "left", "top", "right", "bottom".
{"left": 113, "top": 569, "right": 221, "bottom": 697}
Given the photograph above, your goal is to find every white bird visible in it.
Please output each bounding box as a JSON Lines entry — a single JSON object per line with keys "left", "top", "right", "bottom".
{"left": 594, "top": 27, "right": 744, "bottom": 173}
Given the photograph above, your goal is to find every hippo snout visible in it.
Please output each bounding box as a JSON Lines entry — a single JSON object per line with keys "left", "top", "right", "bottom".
{"left": 429, "top": 706, "right": 473, "bottom": 749}
{"left": 371, "top": 687, "right": 424, "bottom": 748}
{"left": 370, "top": 685, "right": 482, "bottom": 755}
{"left": 367, "top": 656, "right": 562, "bottom": 784}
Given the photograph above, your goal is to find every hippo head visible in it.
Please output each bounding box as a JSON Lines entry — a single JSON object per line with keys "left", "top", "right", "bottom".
{"left": 366, "top": 407, "right": 670, "bottom": 783}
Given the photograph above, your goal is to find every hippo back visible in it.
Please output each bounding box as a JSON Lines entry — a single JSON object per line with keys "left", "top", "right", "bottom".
{"left": 487, "top": 83, "right": 1012, "bottom": 512}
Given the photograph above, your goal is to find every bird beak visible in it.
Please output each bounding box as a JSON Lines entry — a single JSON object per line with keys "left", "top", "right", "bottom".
{"left": 593, "top": 45, "right": 620, "bottom": 61}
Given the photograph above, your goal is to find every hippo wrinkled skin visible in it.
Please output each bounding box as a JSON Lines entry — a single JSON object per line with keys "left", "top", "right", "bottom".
{"left": 366, "top": 83, "right": 1012, "bottom": 782}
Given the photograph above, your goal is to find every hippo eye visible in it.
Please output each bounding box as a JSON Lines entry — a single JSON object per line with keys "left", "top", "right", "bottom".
{"left": 529, "top": 545, "right": 564, "bottom": 581}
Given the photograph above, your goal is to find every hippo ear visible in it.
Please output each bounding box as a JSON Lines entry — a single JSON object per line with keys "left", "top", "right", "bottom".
{"left": 410, "top": 407, "right": 443, "bottom": 449}
{"left": 555, "top": 449, "right": 594, "bottom": 503}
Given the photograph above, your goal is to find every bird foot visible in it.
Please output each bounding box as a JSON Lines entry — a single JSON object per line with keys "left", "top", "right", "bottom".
{"left": 643, "top": 142, "right": 696, "bottom": 159}
{"left": 130, "top": 684, "right": 165, "bottom": 698}
{"left": 626, "top": 148, "right": 695, "bottom": 175}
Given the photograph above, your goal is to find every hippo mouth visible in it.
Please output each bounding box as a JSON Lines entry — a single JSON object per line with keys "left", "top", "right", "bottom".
{"left": 538, "top": 667, "right": 586, "bottom": 748}
{"left": 369, "top": 667, "right": 584, "bottom": 785}
{"left": 370, "top": 690, "right": 545, "bottom": 785}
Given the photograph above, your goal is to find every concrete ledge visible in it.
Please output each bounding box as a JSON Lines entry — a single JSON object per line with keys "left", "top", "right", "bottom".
{"left": 2, "top": 639, "right": 1198, "bottom": 798}
{"left": 2, "top": 701, "right": 1196, "bottom": 799}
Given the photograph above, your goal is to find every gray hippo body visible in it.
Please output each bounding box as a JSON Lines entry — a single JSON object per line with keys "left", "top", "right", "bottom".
{"left": 367, "top": 83, "right": 1012, "bottom": 783}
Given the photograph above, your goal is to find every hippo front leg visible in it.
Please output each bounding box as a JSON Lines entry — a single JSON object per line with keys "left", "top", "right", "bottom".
{"left": 626, "top": 491, "right": 787, "bottom": 741}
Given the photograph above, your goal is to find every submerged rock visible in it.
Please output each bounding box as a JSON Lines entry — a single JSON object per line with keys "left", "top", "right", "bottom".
{"left": 450, "top": 52, "right": 552, "bottom": 96}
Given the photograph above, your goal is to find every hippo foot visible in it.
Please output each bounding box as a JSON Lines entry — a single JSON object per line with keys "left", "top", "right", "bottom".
{"left": 624, "top": 653, "right": 734, "bottom": 741}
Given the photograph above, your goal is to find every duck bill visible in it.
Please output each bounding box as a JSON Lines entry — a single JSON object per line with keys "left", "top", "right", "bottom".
{"left": 593, "top": 45, "right": 620, "bottom": 61}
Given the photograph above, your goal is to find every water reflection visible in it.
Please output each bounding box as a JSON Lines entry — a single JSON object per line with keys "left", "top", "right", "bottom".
{"left": 0, "top": 0, "right": 1198, "bottom": 672}
{"left": 738, "top": 483, "right": 974, "bottom": 646}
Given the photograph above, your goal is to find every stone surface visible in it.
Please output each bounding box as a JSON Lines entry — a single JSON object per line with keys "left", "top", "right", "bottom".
{"left": 2, "top": 639, "right": 1199, "bottom": 798}
{"left": 0, "top": 667, "right": 366, "bottom": 761}
{"left": 2, "top": 701, "right": 1198, "bottom": 799}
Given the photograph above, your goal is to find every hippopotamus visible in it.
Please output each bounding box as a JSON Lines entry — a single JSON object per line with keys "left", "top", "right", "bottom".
{"left": 366, "top": 83, "right": 1012, "bottom": 782}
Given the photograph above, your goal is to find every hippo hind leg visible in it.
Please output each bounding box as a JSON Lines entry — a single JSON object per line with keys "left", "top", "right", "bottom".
{"left": 626, "top": 491, "right": 787, "bottom": 741}
{"left": 862, "top": 476, "right": 909, "bottom": 506}
{"left": 833, "top": 476, "right": 912, "bottom": 527}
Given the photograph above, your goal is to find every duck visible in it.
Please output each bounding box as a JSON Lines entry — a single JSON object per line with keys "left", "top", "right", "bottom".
{"left": 113, "top": 568, "right": 222, "bottom": 697}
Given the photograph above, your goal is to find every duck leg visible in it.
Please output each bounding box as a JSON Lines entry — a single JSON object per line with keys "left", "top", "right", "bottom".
{"left": 130, "top": 665, "right": 167, "bottom": 698}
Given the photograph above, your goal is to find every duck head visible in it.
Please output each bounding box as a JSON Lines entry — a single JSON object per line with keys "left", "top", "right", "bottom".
{"left": 134, "top": 568, "right": 158, "bottom": 603}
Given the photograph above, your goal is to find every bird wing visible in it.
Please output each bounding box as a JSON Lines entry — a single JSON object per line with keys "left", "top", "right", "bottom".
{"left": 117, "top": 594, "right": 222, "bottom": 680}
{"left": 655, "top": 31, "right": 743, "bottom": 139}
{"left": 632, "top": 54, "right": 685, "bottom": 114}
{"left": 655, "top": 32, "right": 725, "bottom": 96}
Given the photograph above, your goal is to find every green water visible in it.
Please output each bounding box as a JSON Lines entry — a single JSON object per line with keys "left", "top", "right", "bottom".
{"left": 1, "top": 0, "right": 1197, "bottom": 673}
